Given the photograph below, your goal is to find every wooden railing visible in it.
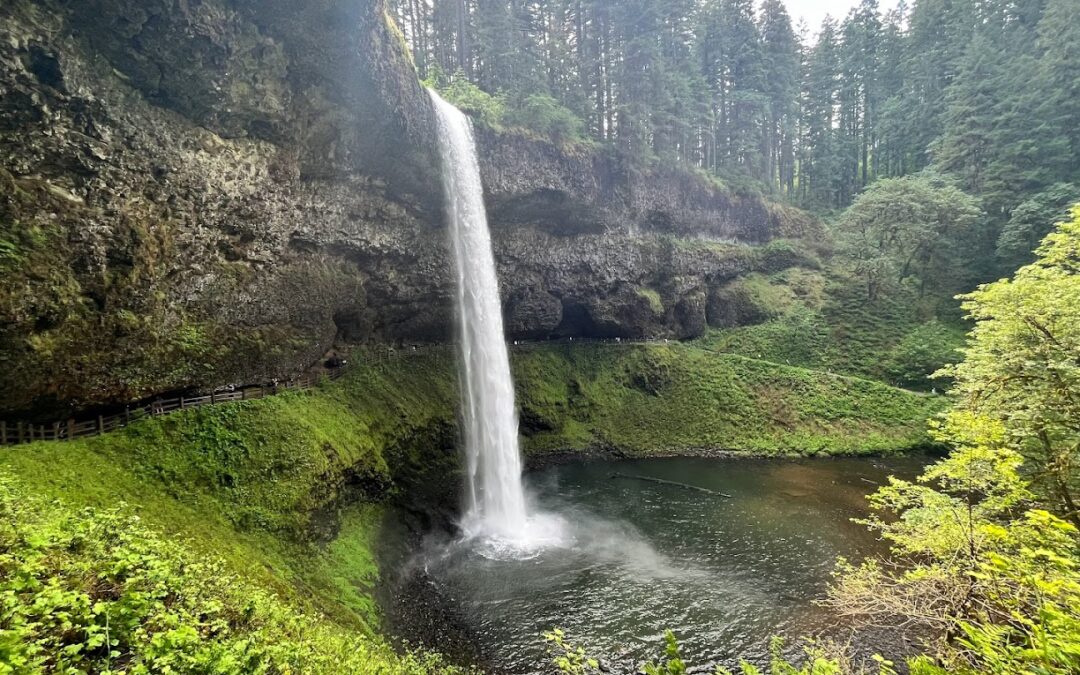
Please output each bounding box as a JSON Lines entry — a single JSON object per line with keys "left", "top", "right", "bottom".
{"left": 0, "top": 366, "right": 350, "bottom": 447}
{"left": 0, "top": 339, "right": 657, "bottom": 447}
{"left": 4, "top": 335, "right": 875, "bottom": 448}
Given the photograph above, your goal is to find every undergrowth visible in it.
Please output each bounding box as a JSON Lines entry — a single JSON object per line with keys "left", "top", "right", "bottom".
{"left": 513, "top": 343, "right": 944, "bottom": 456}
{"left": 700, "top": 273, "right": 967, "bottom": 388}
{"left": 0, "top": 472, "right": 458, "bottom": 674}
{"left": 0, "top": 343, "right": 940, "bottom": 670}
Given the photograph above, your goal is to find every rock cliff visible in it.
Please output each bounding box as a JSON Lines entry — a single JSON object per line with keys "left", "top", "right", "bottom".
{"left": 0, "top": 0, "right": 814, "bottom": 416}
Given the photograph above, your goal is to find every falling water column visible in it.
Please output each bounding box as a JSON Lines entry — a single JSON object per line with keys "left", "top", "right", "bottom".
{"left": 428, "top": 89, "right": 530, "bottom": 540}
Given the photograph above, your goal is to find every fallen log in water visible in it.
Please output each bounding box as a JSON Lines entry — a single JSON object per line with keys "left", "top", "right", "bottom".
{"left": 610, "top": 472, "right": 732, "bottom": 498}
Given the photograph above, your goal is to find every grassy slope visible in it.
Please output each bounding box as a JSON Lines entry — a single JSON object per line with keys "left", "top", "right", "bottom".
{"left": 514, "top": 343, "right": 944, "bottom": 456}
{"left": 0, "top": 350, "right": 458, "bottom": 632}
{"left": 0, "top": 341, "right": 941, "bottom": 668}
{"left": 699, "top": 272, "right": 968, "bottom": 387}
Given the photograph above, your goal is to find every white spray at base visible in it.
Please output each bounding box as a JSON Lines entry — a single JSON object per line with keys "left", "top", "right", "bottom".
{"left": 428, "top": 89, "right": 564, "bottom": 558}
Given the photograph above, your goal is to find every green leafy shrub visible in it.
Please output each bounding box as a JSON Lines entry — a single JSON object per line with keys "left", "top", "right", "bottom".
{"left": 433, "top": 73, "right": 506, "bottom": 128}
{"left": 882, "top": 320, "right": 963, "bottom": 389}
{"left": 0, "top": 472, "right": 455, "bottom": 674}
{"left": 503, "top": 93, "right": 587, "bottom": 144}
{"left": 828, "top": 211, "right": 1080, "bottom": 674}
{"left": 755, "top": 239, "right": 822, "bottom": 273}
{"left": 545, "top": 630, "right": 882, "bottom": 675}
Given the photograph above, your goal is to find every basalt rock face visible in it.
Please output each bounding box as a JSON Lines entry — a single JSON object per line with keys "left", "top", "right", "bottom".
{"left": 0, "top": 0, "right": 803, "bottom": 416}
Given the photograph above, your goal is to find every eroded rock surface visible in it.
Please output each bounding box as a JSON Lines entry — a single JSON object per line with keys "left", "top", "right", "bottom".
{"left": 0, "top": 0, "right": 812, "bottom": 415}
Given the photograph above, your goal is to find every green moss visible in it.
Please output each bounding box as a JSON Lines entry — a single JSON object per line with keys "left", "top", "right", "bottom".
{"left": 0, "top": 179, "right": 368, "bottom": 413}
{"left": 636, "top": 287, "right": 665, "bottom": 314}
{"left": 0, "top": 473, "right": 457, "bottom": 674}
{"left": 754, "top": 238, "right": 823, "bottom": 273}
{"left": 0, "top": 340, "right": 942, "bottom": 667}
{"left": 0, "top": 350, "right": 459, "bottom": 631}
{"left": 513, "top": 342, "right": 944, "bottom": 456}
{"left": 701, "top": 273, "right": 967, "bottom": 388}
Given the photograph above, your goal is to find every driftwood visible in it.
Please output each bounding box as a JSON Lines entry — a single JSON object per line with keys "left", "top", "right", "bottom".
{"left": 610, "top": 472, "right": 732, "bottom": 498}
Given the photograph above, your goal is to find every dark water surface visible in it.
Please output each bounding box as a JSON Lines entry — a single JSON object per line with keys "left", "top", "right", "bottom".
{"left": 418, "top": 456, "right": 925, "bottom": 673}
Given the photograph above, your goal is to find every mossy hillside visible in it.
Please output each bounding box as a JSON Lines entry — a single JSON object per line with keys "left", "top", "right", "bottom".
{"left": 0, "top": 473, "right": 458, "bottom": 674}
{"left": 0, "top": 341, "right": 941, "bottom": 670}
{"left": 512, "top": 343, "right": 945, "bottom": 456}
{"left": 0, "top": 350, "right": 459, "bottom": 632}
{"left": 702, "top": 272, "right": 967, "bottom": 388}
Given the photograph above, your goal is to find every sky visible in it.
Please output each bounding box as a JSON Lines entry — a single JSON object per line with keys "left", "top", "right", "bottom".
{"left": 783, "top": 0, "right": 899, "bottom": 35}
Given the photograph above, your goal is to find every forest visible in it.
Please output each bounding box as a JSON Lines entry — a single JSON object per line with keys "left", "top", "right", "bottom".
{"left": 397, "top": 0, "right": 1079, "bottom": 272}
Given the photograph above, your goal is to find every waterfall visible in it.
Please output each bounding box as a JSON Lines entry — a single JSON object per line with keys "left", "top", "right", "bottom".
{"left": 429, "top": 90, "right": 533, "bottom": 545}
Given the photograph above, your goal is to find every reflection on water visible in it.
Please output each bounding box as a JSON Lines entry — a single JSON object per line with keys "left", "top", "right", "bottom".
{"left": 421, "top": 456, "right": 925, "bottom": 673}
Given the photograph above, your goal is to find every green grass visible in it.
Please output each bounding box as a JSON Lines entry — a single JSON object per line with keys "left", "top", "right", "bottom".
{"left": 0, "top": 350, "right": 459, "bottom": 630}
{"left": 0, "top": 341, "right": 943, "bottom": 669}
{"left": 700, "top": 273, "right": 968, "bottom": 388}
{"left": 0, "top": 473, "right": 458, "bottom": 674}
{"left": 513, "top": 342, "right": 945, "bottom": 456}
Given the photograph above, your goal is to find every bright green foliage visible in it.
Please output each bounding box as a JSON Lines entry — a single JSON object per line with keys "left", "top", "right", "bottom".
{"left": 828, "top": 210, "right": 1080, "bottom": 673}
{"left": 543, "top": 629, "right": 599, "bottom": 674}
{"left": 0, "top": 473, "right": 456, "bottom": 675}
{"left": 834, "top": 174, "right": 983, "bottom": 300}
{"left": 546, "top": 631, "right": 889, "bottom": 675}
{"left": 718, "top": 638, "right": 855, "bottom": 675}
{"left": 0, "top": 350, "right": 459, "bottom": 635}
{"left": 643, "top": 631, "right": 686, "bottom": 675}
{"left": 882, "top": 320, "right": 961, "bottom": 389}
{"left": 829, "top": 445, "right": 1080, "bottom": 673}
{"left": 942, "top": 207, "right": 1080, "bottom": 523}
{"left": 513, "top": 343, "right": 943, "bottom": 457}
{"left": 429, "top": 73, "right": 506, "bottom": 128}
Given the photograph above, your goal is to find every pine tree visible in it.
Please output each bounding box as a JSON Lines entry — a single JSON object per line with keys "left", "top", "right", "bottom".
{"left": 759, "top": 0, "right": 799, "bottom": 194}
{"left": 904, "top": 0, "right": 976, "bottom": 169}
{"left": 801, "top": 17, "right": 842, "bottom": 207}
{"left": 1036, "top": 0, "right": 1080, "bottom": 184}
{"left": 935, "top": 33, "right": 1003, "bottom": 197}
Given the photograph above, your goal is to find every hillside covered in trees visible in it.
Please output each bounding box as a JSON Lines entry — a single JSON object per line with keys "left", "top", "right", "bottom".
{"left": 399, "top": 0, "right": 1079, "bottom": 271}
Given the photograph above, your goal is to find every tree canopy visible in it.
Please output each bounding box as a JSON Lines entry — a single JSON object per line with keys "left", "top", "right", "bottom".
{"left": 391, "top": 0, "right": 1079, "bottom": 236}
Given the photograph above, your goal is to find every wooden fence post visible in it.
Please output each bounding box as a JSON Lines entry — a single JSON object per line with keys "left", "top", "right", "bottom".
{"left": 68, "top": 418, "right": 75, "bottom": 441}
{"left": 17, "top": 422, "right": 24, "bottom": 444}
{"left": 1, "top": 420, "right": 5, "bottom": 446}
{"left": 210, "top": 392, "right": 216, "bottom": 404}
{"left": 97, "top": 415, "right": 104, "bottom": 436}
{"left": 125, "top": 406, "right": 131, "bottom": 424}
{"left": 53, "top": 422, "right": 60, "bottom": 440}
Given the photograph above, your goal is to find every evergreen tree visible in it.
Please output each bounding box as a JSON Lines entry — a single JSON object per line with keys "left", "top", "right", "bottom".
{"left": 904, "top": 0, "right": 976, "bottom": 169}
{"left": 800, "top": 17, "right": 842, "bottom": 207}
{"left": 392, "top": 0, "right": 1079, "bottom": 221}
{"left": 758, "top": 0, "right": 799, "bottom": 194}
{"left": 1036, "top": 0, "right": 1080, "bottom": 185}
